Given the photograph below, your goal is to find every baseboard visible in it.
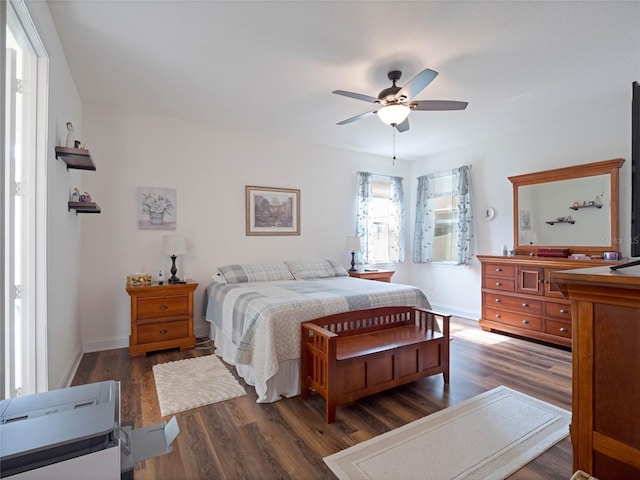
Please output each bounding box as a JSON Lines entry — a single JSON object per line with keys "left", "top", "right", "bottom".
{"left": 83, "top": 335, "right": 129, "bottom": 353}
{"left": 430, "top": 303, "right": 479, "bottom": 321}
{"left": 57, "top": 347, "right": 83, "bottom": 389}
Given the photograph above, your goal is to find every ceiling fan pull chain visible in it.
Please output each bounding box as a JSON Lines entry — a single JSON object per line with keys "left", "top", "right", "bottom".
{"left": 392, "top": 127, "right": 396, "bottom": 165}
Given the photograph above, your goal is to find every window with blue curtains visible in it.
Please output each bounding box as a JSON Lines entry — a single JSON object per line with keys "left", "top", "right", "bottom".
{"left": 356, "top": 172, "right": 405, "bottom": 264}
{"left": 413, "top": 165, "right": 476, "bottom": 265}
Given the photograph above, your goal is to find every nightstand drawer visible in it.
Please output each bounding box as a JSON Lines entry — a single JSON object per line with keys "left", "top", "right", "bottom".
{"left": 137, "top": 320, "right": 189, "bottom": 344}
{"left": 137, "top": 294, "right": 189, "bottom": 319}
{"left": 544, "top": 301, "right": 572, "bottom": 320}
{"left": 545, "top": 319, "right": 572, "bottom": 339}
{"left": 482, "top": 264, "right": 516, "bottom": 278}
{"left": 483, "top": 277, "right": 516, "bottom": 292}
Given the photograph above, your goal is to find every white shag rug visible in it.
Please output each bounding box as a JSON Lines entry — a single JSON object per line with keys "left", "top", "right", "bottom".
{"left": 153, "top": 355, "right": 246, "bottom": 416}
{"left": 324, "top": 386, "right": 570, "bottom": 480}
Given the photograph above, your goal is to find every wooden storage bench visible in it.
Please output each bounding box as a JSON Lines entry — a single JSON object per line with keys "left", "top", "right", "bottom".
{"left": 300, "top": 306, "right": 450, "bottom": 423}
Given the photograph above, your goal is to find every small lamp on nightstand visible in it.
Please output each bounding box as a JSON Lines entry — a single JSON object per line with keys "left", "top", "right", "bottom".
{"left": 345, "top": 236, "right": 362, "bottom": 272}
{"left": 162, "top": 235, "right": 187, "bottom": 284}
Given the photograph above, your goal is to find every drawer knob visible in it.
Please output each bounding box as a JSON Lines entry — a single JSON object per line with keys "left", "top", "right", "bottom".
{"left": 160, "top": 329, "right": 168, "bottom": 335}
{"left": 560, "top": 309, "right": 568, "bottom": 314}
{"left": 522, "top": 319, "right": 529, "bottom": 324}
{"left": 495, "top": 298, "right": 501, "bottom": 303}
{"left": 560, "top": 327, "right": 568, "bottom": 333}
{"left": 495, "top": 314, "right": 501, "bottom": 318}
{"left": 159, "top": 305, "right": 168, "bottom": 310}
{"left": 522, "top": 303, "right": 529, "bottom": 307}
{"left": 495, "top": 268, "right": 502, "bottom": 272}
{"left": 495, "top": 282, "right": 502, "bottom": 286}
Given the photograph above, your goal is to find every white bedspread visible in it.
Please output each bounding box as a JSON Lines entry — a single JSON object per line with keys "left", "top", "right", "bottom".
{"left": 204, "top": 276, "right": 430, "bottom": 401}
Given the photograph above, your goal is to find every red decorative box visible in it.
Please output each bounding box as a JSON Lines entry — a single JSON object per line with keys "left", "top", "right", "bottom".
{"left": 537, "top": 248, "right": 570, "bottom": 258}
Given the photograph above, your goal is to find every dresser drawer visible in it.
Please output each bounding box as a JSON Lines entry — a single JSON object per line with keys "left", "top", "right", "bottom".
{"left": 482, "top": 263, "right": 515, "bottom": 278}
{"left": 483, "top": 293, "right": 542, "bottom": 315}
{"left": 545, "top": 319, "right": 572, "bottom": 339}
{"left": 137, "top": 294, "right": 189, "bottom": 320}
{"left": 483, "top": 277, "right": 516, "bottom": 293}
{"left": 137, "top": 319, "right": 189, "bottom": 344}
{"left": 544, "top": 301, "right": 572, "bottom": 320}
{"left": 484, "top": 308, "right": 542, "bottom": 331}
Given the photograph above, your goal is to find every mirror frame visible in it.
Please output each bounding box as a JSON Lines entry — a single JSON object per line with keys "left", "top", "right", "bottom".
{"left": 509, "top": 158, "right": 625, "bottom": 256}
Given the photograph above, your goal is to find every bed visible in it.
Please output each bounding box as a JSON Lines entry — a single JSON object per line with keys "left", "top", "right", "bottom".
{"left": 203, "top": 259, "right": 430, "bottom": 402}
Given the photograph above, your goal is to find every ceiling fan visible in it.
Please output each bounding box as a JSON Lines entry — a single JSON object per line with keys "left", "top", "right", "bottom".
{"left": 333, "top": 68, "right": 468, "bottom": 132}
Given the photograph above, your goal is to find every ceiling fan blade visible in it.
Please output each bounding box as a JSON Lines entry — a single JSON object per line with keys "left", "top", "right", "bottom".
{"left": 337, "top": 110, "right": 376, "bottom": 125}
{"left": 396, "top": 68, "right": 438, "bottom": 101}
{"left": 395, "top": 118, "right": 410, "bottom": 132}
{"left": 332, "top": 90, "right": 379, "bottom": 103}
{"left": 411, "top": 100, "right": 469, "bottom": 111}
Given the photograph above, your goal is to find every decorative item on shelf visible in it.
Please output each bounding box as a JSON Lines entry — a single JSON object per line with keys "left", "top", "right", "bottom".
{"left": 573, "top": 201, "right": 580, "bottom": 209}
{"left": 65, "top": 122, "right": 75, "bottom": 148}
{"left": 79, "top": 191, "right": 92, "bottom": 203}
{"left": 162, "top": 235, "right": 187, "bottom": 284}
{"left": 127, "top": 273, "right": 152, "bottom": 287}
{"left": 345, "top": 236, "right": 362, "bottom": 271}
{"left": 71, "top": 187, "right": 80, "bottom": 202}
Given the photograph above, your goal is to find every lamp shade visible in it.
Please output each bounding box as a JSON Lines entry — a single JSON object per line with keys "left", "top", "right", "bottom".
{"left": 162, "top": 235, "right": 186, "bottom": 255}
{"left": 377, "top": 104, "right": 410, "bottom": 126}
{"left": 345, "top": 236, "right": 362, "bottom": 252}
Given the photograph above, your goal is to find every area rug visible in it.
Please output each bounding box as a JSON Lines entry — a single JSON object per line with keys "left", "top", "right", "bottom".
{"left": 324, "top": 386, "right": 570, "bottom": 480}
{"left": 153, "top": 355, "right": 246, "bottom": 416}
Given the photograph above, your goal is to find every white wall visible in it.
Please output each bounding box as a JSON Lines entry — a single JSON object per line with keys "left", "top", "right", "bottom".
{"left": 79, "top": 104, "right": 412, "bottom": 351}
{"left": 26, "top": 2, "right": 83, "bottom": 389}
{"left": 409, "top": 99, "right": 632, "bottom": 318}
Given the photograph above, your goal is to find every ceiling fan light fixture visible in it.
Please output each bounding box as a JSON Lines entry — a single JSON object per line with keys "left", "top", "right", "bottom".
{"left": 377, "top": 104, "right": 410, "bottom": 126}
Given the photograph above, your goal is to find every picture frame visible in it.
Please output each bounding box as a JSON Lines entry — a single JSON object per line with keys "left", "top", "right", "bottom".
{"left": 138, "top": 187, "right": 177, "bottom": 230}
{"left": 245, "top": 186, "right": 300, "bottom": 236}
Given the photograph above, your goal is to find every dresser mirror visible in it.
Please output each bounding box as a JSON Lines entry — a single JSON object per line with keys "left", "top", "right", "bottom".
{"left": 509, "top": 158, "right": 625, "bottom": 255}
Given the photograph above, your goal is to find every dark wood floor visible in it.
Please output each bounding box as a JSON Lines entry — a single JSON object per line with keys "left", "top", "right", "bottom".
{"left": 72, "top": 318, "right": 573, "bottom": 479}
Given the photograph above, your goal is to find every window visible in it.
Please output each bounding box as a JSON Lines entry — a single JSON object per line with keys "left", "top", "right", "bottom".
{"left": 413, "top": 165, "right": 475, "bottom": 265}
{"left": 3, "top": 0, "right": 49, "bottom": 399}
{"left": 355, "top": 172, "right": 405, "bottom": 264}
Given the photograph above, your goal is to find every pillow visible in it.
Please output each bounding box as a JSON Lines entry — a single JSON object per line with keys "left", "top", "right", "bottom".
{"left": 216, "top": 262, "right": 294, "bottom": 284}
{"left": 211, "top": 270, "right": 227, "bottom": 283}
{"left": 285, "top": 259, "right": 348, "bottom": 279}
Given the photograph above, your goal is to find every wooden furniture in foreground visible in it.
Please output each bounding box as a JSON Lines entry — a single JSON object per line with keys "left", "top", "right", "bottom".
{"left": 347, "top": 269, "right": 394, "bottom": 282}
{"left": 300, "top": 306, "right": 450, "bottom": 423}
{"left": 477, "top": 255, "right": 617, "bottom": 347}
{"left": 126, "top": 281, "right": 198, "bottom": 357}
{"left": 554, "top": 265, "right": 640, "bottom": 478}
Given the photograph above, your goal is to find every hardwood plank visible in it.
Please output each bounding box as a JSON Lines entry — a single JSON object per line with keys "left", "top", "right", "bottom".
{"left": 71, "top": 320, "right": 573, "bottom": 479}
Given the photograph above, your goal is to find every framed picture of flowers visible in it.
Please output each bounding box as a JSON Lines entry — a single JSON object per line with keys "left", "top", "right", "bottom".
{"left": 246, "top": 186, "right": 300, "bottom": 236}
{"left": 138, "top": 187, "right": 177, "bottom": 230}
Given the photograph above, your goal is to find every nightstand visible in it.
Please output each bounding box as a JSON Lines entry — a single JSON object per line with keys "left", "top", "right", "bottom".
{"left": 348, "top": 269, "right": 395, "bottom": 282}
{"left": 126, "top": 281, "right": 198, "bottom": 357}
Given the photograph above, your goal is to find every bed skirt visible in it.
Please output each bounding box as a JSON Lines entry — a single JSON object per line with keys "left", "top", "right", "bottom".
{"left": 209, "top": 323, "right": 301, "bottom": 403}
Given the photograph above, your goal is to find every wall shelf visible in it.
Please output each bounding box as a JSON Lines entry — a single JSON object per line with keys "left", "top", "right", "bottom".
{"left": 55, "top": 146, "right": 96, "bottom": 171}
{"left": 546, "top": 220, "right": 575, "bottom": 225}
{"left": 570, "top": 204, "right": 603, "bottom": 210}
{"left": 68, "top": 201, "right": 101, "bottom": 214}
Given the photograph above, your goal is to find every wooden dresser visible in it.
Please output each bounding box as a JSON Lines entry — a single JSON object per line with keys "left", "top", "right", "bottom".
{"left": 126, "top": 281, "right": 198, "bottom": 357}
{"left": 553, "top": 265, "right": 640, "bottom": 478}
{"left": 477, "top": 255, "right": 616, "bottom": 347}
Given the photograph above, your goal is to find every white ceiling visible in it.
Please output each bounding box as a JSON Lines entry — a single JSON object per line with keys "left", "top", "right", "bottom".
{"left": 47, "top": 1, "right": 640, "bottom": 161}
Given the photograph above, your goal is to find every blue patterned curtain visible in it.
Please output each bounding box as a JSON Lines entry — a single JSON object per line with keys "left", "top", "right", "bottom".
{"left": 355, "top": 172, "right": 372, "bottom": 263}
{"left": 388, "top": 176, "right": 405, "bottom": 263}
{"left": 413, "top": 175, "right": 435, "bottom": 262}
{"left": 453, "top": 165, "right": 476, "bottom": 264}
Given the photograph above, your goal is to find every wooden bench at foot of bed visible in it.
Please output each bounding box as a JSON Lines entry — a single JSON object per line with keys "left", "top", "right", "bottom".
{"left": 300, "top": 306, "right": 450, "bottom": 423}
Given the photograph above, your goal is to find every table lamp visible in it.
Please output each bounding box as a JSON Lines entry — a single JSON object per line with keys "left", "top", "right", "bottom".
{"left": 162, "top": 235, "right": 187, "bottom": 284}
{"left": 345, "top": 236, "right": 362, "bottom": 272}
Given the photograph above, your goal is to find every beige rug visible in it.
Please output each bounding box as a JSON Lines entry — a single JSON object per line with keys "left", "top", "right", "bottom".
{"left": 324, "top": 386, "right": 570, "bottom": 480}
{"left": 153, "top": 355, "right": 246, "bottom": 416}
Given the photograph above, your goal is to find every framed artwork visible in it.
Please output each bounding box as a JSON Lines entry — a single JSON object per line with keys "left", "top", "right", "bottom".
{"left": 520, "top": 209, "right": 531, "bottom": 231}
{"left": 245, "top": 186, "right": 300, "bottom": 236}
{"left": 138, "top": 187, "right": 177, "bottom": 230}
